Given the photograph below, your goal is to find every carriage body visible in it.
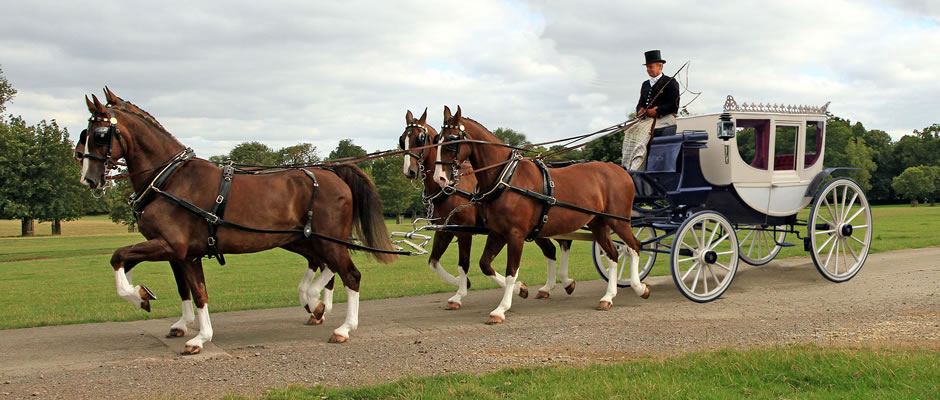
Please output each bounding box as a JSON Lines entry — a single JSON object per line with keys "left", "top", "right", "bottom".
{"left": 595, "top": 97, "right": 872, "bottom": 302}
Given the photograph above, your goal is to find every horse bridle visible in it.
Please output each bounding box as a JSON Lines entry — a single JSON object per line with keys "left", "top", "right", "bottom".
{"left": 77, "top": 104, "right": 126, "bottom": 170}
{"left": 399, "top": 119, "right": 431, "bottom": 163}
{"left": 435, "top": 122, "right": 467, "bottom": 189}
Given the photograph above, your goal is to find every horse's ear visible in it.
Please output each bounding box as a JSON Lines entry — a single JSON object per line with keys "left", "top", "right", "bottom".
{"left": 455, "top": 105, "right": 462, "bottom": 121}
{"left": 91, "top": 94, "right": 105, "bottom": 113}
{"left": 405, "top": 109, "right": 414, "bottom": 122}
{"left": 103, "top": 86, "right": 120, "bottom": 105}
{"left": 419, "top": 107, "right": 427, "bottom": 123}
{"left": 85, "top": 95, "right": 95, "bottom": 113}
{"left": 444, "top": 105, "right": 452, "bottom": 120}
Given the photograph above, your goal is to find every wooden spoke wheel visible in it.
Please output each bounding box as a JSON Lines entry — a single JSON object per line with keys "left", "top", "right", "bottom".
{"left": 737, "top": 225, "right": 786, "bottom": 266}
{"left": 592, "top": 226, "right": 659, "bottom": 288}
{"left": 670, "top": 211, "right": 739, "bottom": 303}
{"left": 808, "top": 178, "right": 872, "bottom": 282}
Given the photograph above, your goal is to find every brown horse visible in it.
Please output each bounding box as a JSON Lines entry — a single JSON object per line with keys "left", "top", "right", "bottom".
{"left": 78, "top": 89, "right": 396, "bottom": 354}
{"left": 432, "top": 106, "right": 649, "bottom": 324}
{"left": 400, "top": 109, "right": 576, "bottom": 308}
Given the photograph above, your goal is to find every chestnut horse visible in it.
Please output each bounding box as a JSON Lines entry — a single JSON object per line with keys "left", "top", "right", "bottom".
{"left": 432, "top": 106, "right": 649, "bottom": 324}
{"left": 78, "top": 89, "right": 396, "bottom": 354}
{"left": 399, "top": 109, "right": 576, "bottom": 308}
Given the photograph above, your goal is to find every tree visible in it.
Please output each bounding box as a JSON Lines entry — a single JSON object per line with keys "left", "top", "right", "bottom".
{"left": 492, "top": 127, "right": 530, "bottom": 147}
{"left": 582, "top": 130, "right": 624, "bottom": 164}
{"left": 925, "top": 165, "right": 940, "bottom": 207}
{"left": 370, "top": 153, "right": 419, "bottom": 223}
{"left": 278, "top": 143, "right": 320, "bottom": 165}
{"left": 328, "top": 139, "right": 369, "bottom": 171}
{"left": 0, "top": 66, "right": 15, "bottom": 114}
{"left": 228, "top": 141, "right": 280, "bottom": 166}
{"left": 0, "top": 116, "right": 94, "bottom": 235}
{"left": 891, "top": 166, "right": 935, "bottom": 206}
{"left": 843, "top": 137, "right": 877, "bottom": 191}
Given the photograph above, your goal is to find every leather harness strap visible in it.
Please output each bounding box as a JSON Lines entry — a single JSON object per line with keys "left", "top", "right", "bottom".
{"left": 525, "top": 159, "right": 554, "bottom": 241}
{"left": 206, "top": 163, "right": 235, "bottom": 265}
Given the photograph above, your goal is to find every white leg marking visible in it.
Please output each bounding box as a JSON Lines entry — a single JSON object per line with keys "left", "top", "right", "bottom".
{"left": 323, "top": 288, "right": 334, "bottom": 313}
{"left": 298, "top": 268, "right": 316, "bottom": 309}
{"left": 114, "top": 267, "right": 143, "bottom": 308}
{"left": 170, "top": 299, "right": 195, "bottom": 334}
{"left": 559, "top": 246, "right": 574, "bottom": 287}
{"left": 447, "top": 268, "right": 469, "bottom": 305}
{"left": 626, "top": 247, "right": 648, "bottom": 297}
{"left": 125, "top": 270, "right": 134, "bottom": 286}
{"left": 490, "top": 273, "right": 517, "bottom": 320}
{"left": 539, "top": 258, "right": 557, "bottom": 294}
{"left": 305, "top": 267, "right": 334, "bottom": 306}
{"left": 333, "top": 288, "right": 359, "bottom": 339}
{"left": 184, "top": 304, "right": 213, "bottom": 349}
{"left": 600, "top": 256, "right": 619, "bottom": 303}
{"left": 487, "top": 272, "right": 507, "bottom": 287}
{"left": 429, "top": 259, "right": 459, "bottom": 286}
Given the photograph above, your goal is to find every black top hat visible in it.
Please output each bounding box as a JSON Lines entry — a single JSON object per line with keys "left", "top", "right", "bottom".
{"left": 643, "top": 50, "right": 666, "bottom": 65}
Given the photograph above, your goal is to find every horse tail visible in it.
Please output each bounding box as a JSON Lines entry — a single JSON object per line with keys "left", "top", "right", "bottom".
{"left": 331, "top": 164, "right": 398, "bottom": 264}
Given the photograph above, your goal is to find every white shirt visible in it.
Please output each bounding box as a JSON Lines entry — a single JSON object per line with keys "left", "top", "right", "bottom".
{"left": 648, "top": 73, "right": 663, "bottom": 87}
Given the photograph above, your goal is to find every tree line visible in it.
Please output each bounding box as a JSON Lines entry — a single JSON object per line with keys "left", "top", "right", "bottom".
{"left": 2, "top": 66, "right": 938, "bottom": 236}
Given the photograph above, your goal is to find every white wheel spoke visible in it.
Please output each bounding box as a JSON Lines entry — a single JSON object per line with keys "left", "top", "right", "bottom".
{"left": 702, "top": 263, "right": 709, "bottom": 293}
{"left": 681, "top": 241, "right": 697, "bottom": 252}
{"left": 762, "top": 231, "right": 771, "bottom": 257}
{"left": 708, "top": 233, "right": 730, "bottom": 251}
{"left": 842, "top": 192, "right": 859, "bottom": 221}
{"left": 841, "top": 240, "right": 851, "bottom": 273}
{"left": 706, "top": 222, "right": 719, "bottom": 249}
{"left": 681, "top": 262, "right": 699, "bottom": 281}
{"left": 716, "top": 251, "right": 735, "bottom": 255}
{"left": 849, "top": 235, "right": 866, "bottom": 246}
{"left": 689, "top": 225, "right": 701, "bottom": 248}
{"left": 840, "top": 186, "right": 848, "bottom": 221}
{"left": 706, "top": 263, "right": 721, "bottom": 286}
{"left": 853, "top": 225, "right": 868, "bottom": 229}
{"left": 714, "top": 261, "right": 731, "bottom": 272}
{"left": 833, "top": 239, "right": 841, "bottom": 275}
{"left": 746, "top": 229, "right": 757, "bottom": 257}
{"left": 846, "top": 207, "right": 866, "bottom": 225}
{"left": 701, "top": 221, "right": 708, "bottom": 248}
{"left": 690, "top": 263, "right": 702, "bottom": 292}
{"left": 823, "top": 235, "right": 836, "bottom": 270}
{"left": 816, "top": 234, "right": 836, "bottom": 255}
{"left": 676, "top": 257, "right": 696, "bottom": 263}
{"left": 845, "top": 239, "right": 860, "bottom": 262}
{"left": 815, "top": 229, "right": 836, "bottom": 235}
{"left": 826, "top": 193, "right": 837, "bottom": 223}
{"left": 816, "top": 215, "right": 835, "bottom": 228}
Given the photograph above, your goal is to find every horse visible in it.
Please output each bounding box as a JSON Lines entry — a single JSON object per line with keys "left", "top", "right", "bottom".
{"left": 431, "top": 106, "right": 649, "bottom": 324}
{"left": 77, "top": 88, "right": 396, "bottom": 354}
{"left": 400, "top": 108, "right": 576, "bottom": 307}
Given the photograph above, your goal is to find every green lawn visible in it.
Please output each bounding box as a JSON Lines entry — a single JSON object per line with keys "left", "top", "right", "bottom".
{"left": 0, "top": 205, "right": 938, "bottom": 330}
{"left": 260, "top": 345, "right": 940, "bottom": 399}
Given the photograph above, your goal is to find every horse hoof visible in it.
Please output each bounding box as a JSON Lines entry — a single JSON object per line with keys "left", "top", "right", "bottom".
{"left": 486, "top": 316, "right": 504, "bottom": 325}
{"left": 518, "top": 282, "right": 529, "bottom": 299}
{"left": 181, "top": 345, "right": 202, "bottom": 355}
{"left": 641, "top": 286, "right": 650, "bottom": 299}
{"left": 535, "top": 290, "right": 550, "bottom": 299}
{"left": 598, "top": 300, "right": 612, "bottom": 311}
{"left": 305, "top": 315, "right": 324, "bottom": 325}
{"left": 139, "top": 285, "right": 157, "bottom": 301}
{"left": 328, "top": 333, "right": 348, "bottom": 343}
{"left": 445, "top": 301, "right": 461, "bottom": 310}
{"left": 565, "top": 281, "right": 576, "bottom": 295}
{"left": 166, "top": 328, "right": 186, "bottom": 338}
{"left": 312, "top": 302, "right": 326, "bottom": 320}
{"left": 140, "top": 300, "right": 151, "bottom": 313}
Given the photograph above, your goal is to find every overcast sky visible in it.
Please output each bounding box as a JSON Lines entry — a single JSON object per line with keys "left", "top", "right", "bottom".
{"left": 2, "top": 0, "right": 937, "bottom": 158}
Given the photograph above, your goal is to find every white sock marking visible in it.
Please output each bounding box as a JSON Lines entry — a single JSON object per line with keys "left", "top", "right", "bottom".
{"left": 298, "top": 268, "right": 316, "bottom": 309}
{"left": 170, "top": 299, "right": 195, "bottom": 334}
{"left": 539, "top": 258, "right": 557, "bottom": 294}
{"left": 430, "top": 259, "right": 459, "bottom": 286}
{"left": 333, "top": 288, "right": 359, "bottom": 339}
{"left": 114, "top": 267, "right": 143, "bottom": 308}
{"left": 490, "top": 273, "right": 517, "bottom": 320}
{"left": 559, "top": 247, "right": 574, "bottom": 287}
{"left": 447, "top": 268, "right": 469, "bottom": 305}
{"left": 600, "top": 256, "right": 619, "bottom": 303}
{"left": 626, "top": 247, "right": 648, "bottom": 297}
{"left": 184, "top": 304, "right": 213, "bottom": 349}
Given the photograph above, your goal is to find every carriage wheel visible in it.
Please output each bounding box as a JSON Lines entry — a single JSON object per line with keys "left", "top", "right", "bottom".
{"left": 592, "top": 226, "right": 658, "bottom": 288}
{"left": 670, "top": 211, "right": 739, "bottom": 302}
{"left": 737, "top": 225, "right": 786, "bottom": 266}
{"left": 808, "top": 178, "right": 872, "bottom": 282}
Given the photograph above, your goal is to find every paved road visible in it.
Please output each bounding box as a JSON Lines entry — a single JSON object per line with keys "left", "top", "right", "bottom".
{"left": 1, "top": 248, "right": 938, "bottom": 399}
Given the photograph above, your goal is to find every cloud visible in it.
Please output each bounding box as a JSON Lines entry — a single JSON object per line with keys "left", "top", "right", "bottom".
{"left": 1, "top": 0, "right": 936, "bottom": 161}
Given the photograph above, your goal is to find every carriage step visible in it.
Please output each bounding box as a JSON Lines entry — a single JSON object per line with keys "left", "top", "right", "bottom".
{"left": 778, "top": 242, "right": 796, "bottom": 248}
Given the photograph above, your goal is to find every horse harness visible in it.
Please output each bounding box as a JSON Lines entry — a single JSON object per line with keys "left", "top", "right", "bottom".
{"left": 77, "top": 104, "right": 126, "bottom": 170}
{"left": 400, "top": 119, "right": 430, "bottom": 164}
{"left": 438, "top": 134, "right": 632, "bottom": 241}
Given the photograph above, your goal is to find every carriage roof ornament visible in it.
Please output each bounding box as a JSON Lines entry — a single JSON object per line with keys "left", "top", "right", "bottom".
{"left": 723, "top": 95, "right": 830, "bottom": 115}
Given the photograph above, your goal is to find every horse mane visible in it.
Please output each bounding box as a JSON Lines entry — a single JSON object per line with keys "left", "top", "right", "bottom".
{"left": 110, "top": 99, "right": 184, "bottom": 148}
{"left": 460, "top": 117, "right": 501, "bottom": 143}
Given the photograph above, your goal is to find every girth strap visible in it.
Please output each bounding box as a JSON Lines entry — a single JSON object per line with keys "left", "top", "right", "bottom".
{"left": 301, "top": 169, "right": 319, "bottom": 238}
{"left": 525, "top": 159, "right": 554, "bottom": 241}
{"left": 206, "top": 163, "right": 235, "bottom": 265}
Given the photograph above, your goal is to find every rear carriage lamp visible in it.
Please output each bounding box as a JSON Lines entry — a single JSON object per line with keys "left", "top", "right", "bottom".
{"left": 717, "top": 112, "right": 735, "bottom": 140}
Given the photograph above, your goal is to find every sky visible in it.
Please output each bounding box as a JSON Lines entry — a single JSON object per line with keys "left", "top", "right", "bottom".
{"left": 1, "top": 0, "right": 937, "bottom": 159}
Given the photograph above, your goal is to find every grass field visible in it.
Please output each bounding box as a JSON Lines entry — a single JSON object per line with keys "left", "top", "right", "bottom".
{"left": 259, "top": 345, "right": 940, "bottom": 399}
{"left": 1, "top": 205, "right": 938, "bottom": 330}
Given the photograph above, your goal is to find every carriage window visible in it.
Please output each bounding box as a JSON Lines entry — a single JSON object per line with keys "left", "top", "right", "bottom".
{"left": 805, "top": 121, "right": 823, "bottom": 167}
{"left": 735, "top": 119, "right": 770, "bottom": 170}
{"left": 774, "top": 125, "right": 798, "bottom": 170}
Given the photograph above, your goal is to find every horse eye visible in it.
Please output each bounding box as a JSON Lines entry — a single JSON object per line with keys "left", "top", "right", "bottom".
{"left": 399, "top": 137, "right": 405, "bottom": 149}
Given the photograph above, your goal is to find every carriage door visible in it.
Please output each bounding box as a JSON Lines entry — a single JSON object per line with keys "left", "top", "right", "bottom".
{"left": 768, "top": 121, "right": 806, "bottom": 215}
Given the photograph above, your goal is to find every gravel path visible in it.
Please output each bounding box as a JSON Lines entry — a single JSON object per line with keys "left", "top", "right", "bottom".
{"left": 1, "top": 247, "right": 937, "bottom": 399}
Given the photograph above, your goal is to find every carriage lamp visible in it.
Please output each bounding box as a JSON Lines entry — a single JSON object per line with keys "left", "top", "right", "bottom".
{"left": 717, "top": 113, "right": 735, "bottom": 140}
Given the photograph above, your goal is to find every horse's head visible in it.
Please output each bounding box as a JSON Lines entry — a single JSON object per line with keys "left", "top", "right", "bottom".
{"left": 433, "top": 106, "right": 472, "bottom": 187}
{"left": 399, "top": 108, "right": 434, "bottom": 179}
{"left": 79, "top": 93, "right": 127, "bottom": 189}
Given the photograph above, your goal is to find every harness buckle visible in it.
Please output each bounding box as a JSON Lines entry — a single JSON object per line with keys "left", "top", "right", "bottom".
{"left": 207, "top": 237, "right": 216, "bottom": 246}
{"left": 216, "top": 195, "right": 224, "bottom": 204}
{"left": 207, "top": 213, "right": 219, "bottom": 224}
